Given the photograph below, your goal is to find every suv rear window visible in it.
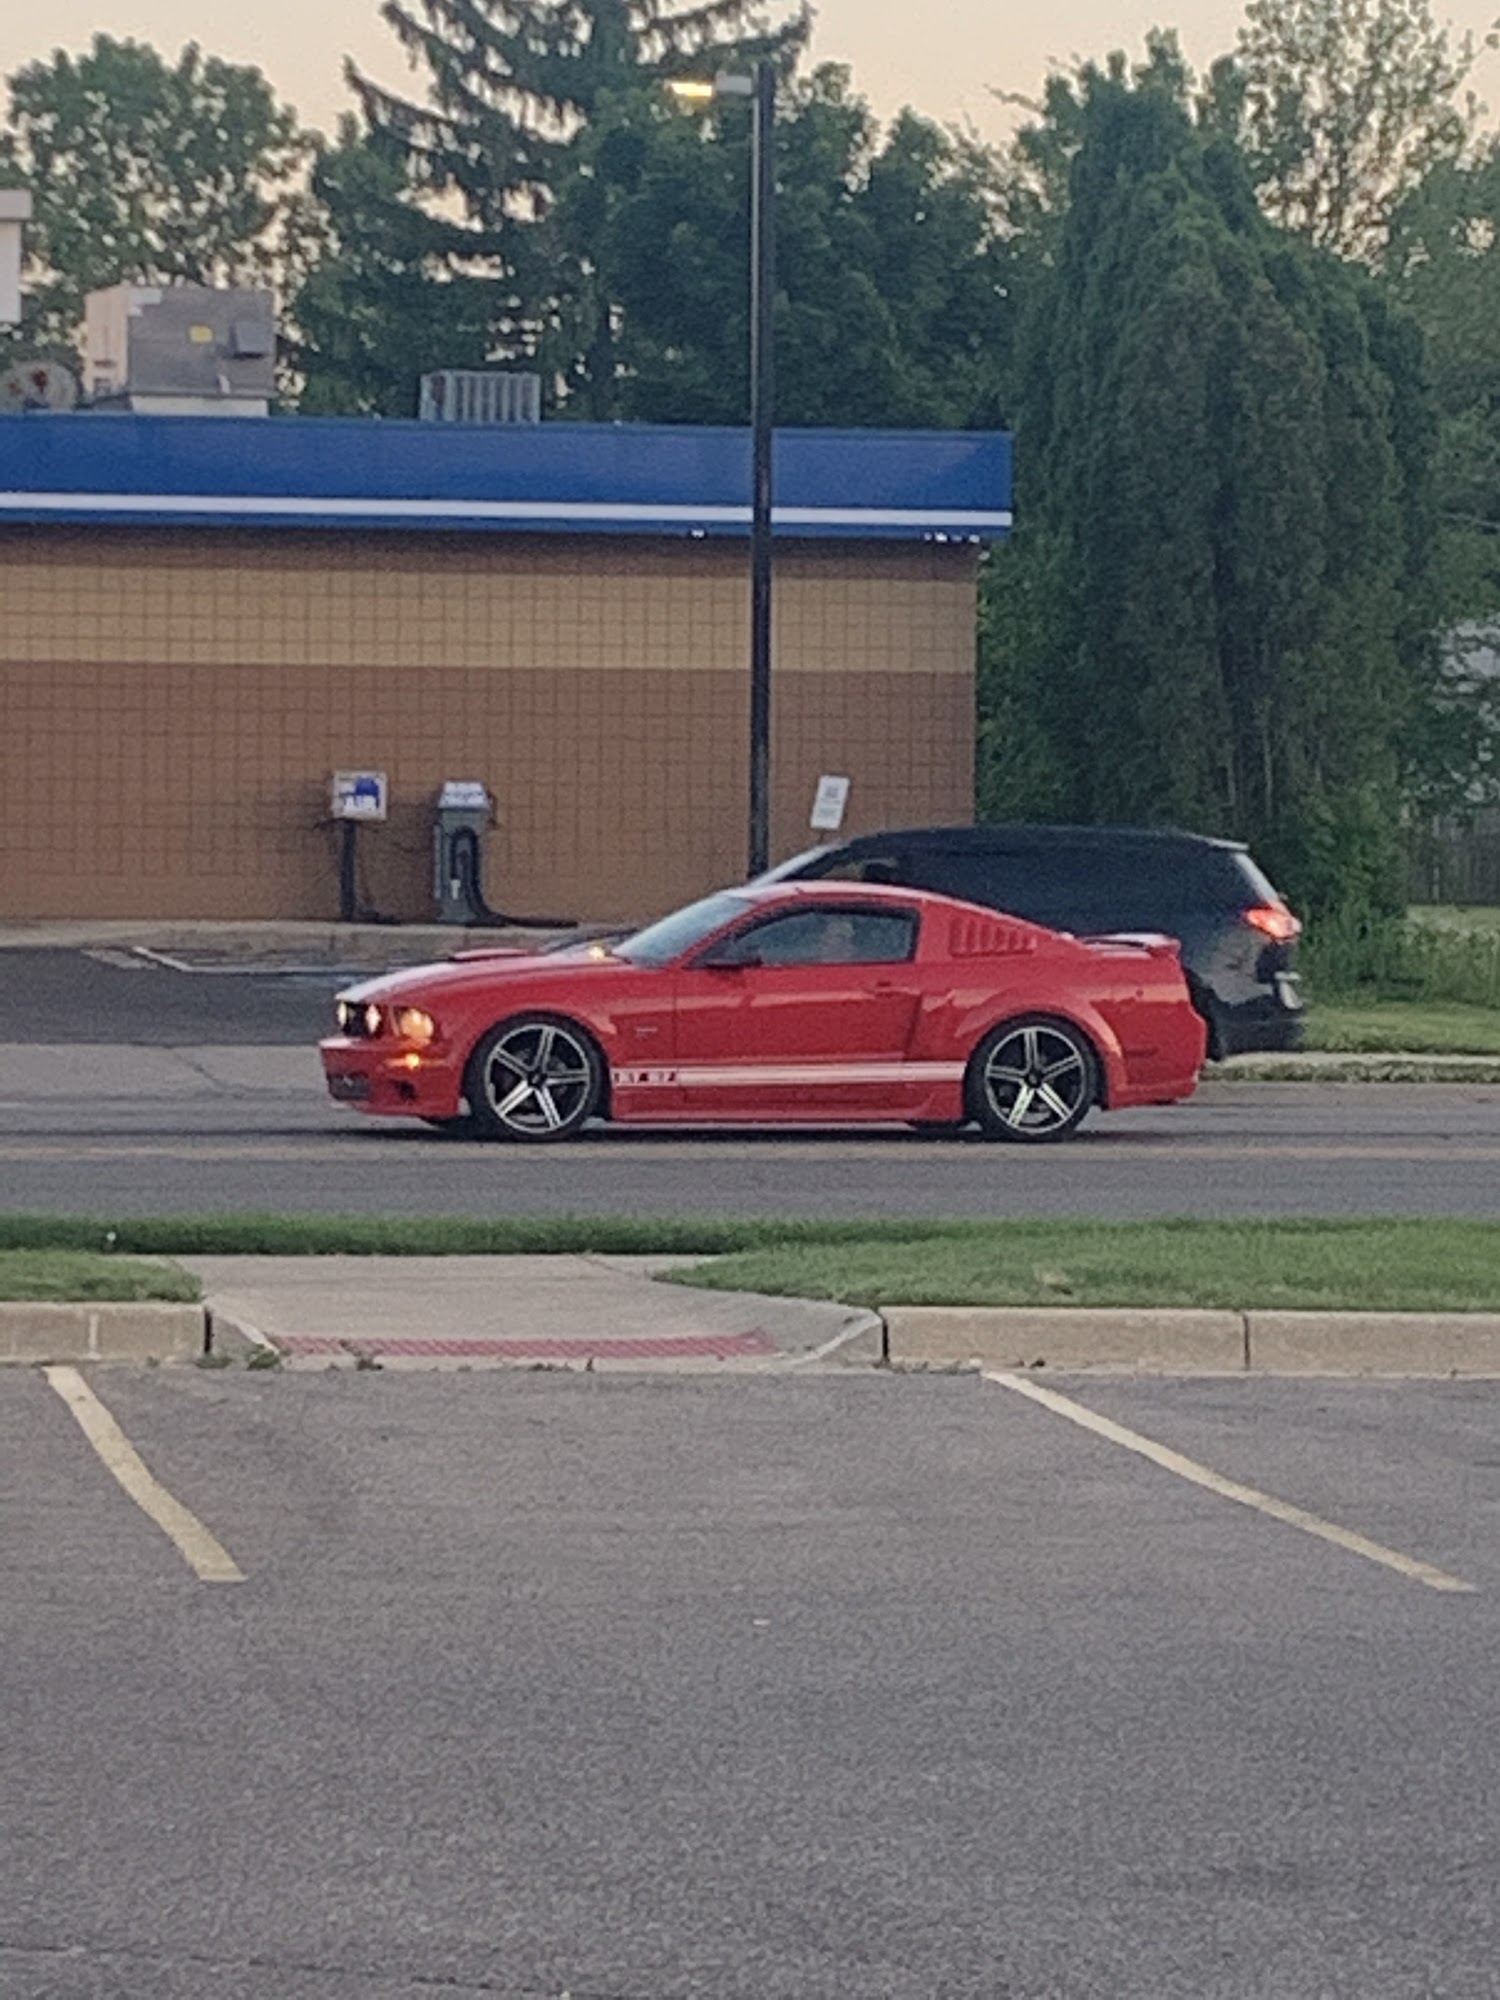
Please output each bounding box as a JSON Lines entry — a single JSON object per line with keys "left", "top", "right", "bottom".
{"left": 891, "top": 841, "right": 1192, "bottom": 932}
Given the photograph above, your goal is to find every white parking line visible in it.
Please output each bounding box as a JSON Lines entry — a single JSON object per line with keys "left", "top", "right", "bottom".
{"left": 984, "top": 1370, "right": 1476, "bottom": 1595}
{"left": 44, "top": 1367, "right": 245, "bottom": 1584}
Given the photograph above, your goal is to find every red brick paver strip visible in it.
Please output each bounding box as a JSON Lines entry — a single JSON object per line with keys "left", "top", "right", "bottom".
{"left": 272, "top": 1331, "right": 778, "bottom": 1362}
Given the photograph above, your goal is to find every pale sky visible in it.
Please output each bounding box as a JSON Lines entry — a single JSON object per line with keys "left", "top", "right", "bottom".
{"left": 1, "top": 0, "right": 1497, "bottom": 144}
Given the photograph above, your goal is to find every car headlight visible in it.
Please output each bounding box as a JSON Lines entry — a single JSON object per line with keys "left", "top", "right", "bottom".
{"left": 391, "top": 1007, "right": 438, "bottom": 1047}
{"left": 334, "top": 999, "right": 388, "bottom": 1038}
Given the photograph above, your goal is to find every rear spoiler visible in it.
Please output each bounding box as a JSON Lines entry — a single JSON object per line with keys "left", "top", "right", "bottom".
{"left": 1079, "top": 931, "right": 1183, "bottom": 961}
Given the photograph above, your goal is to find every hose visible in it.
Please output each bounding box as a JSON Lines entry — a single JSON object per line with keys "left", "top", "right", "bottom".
{"left": 448, "top": 828, "right": 578, "bottom": 931}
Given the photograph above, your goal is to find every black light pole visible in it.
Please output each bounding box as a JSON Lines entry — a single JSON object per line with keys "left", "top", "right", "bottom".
{"left": 747, "top": 58, "right": 776, "bottom": 879}
{"left": 668, "top": 64, "right": 778, "bottom": 876}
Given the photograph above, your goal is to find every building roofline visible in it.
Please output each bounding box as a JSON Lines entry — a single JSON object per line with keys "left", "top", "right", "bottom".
{"left": 0, "top": 414, "right": 1013, "bottom": 543}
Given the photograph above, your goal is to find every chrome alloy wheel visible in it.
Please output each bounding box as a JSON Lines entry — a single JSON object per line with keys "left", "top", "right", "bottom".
{"left": 472, "top": 1018, "right": 599, "bottom": 1141}
{"left": 973, "top": 1018, "right": 1095, "bottom": 1143}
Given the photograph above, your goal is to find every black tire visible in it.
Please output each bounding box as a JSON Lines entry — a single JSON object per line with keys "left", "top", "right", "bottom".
{"left": 464, "top": 1015, "right": 603, "bottom": 1143}
{"left": 966, "top": 1014, "right": 1097, "bottom": 1144}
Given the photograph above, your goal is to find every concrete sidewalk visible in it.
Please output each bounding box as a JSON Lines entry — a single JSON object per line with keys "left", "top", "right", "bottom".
{"left": 0, "top": 1044, "right": 319, "bottom": 1099}
{"left": 187, "top": 1253, "right": 882, "bottom": 1372}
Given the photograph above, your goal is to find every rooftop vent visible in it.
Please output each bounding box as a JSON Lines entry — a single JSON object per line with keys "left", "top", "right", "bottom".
{"left": 419, "top": 370, "right": 542, "bottom": 424}
{"left": 83, "top": 283, "right": 277, "bottom": 415}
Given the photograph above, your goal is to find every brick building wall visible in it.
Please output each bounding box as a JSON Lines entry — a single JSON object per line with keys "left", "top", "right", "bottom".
{"left": 0, "top": 527, "right": 977, "bottom": 923}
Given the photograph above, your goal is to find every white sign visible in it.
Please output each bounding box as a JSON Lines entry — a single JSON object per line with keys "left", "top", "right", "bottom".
{"left": 810, "top": 774, "right": 851, "bottom": 833}
{"left": 437, "top": 781, "right": 491, "bottom": 812}
{"left": 330, "top": 771, "right": 388, "bottom": 822}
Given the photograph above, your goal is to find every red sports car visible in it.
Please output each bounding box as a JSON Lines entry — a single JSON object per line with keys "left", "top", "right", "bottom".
{"left": 320, "top": 883, "right": 1206, "bottom": 1143}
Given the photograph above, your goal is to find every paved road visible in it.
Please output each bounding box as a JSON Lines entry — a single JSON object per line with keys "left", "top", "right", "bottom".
{"left": 6, "top": 1366, "right": 1499, "bottom": 1998}
{"left": 3, "top": 948, "right": 1500, "bottom": 1218}
{"left": 1, "top": 1063, "right": 1498, "bottom": 1217}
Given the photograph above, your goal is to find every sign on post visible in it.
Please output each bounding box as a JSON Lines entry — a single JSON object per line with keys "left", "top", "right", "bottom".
{"left": 810, "top": 774, "right": 851, "bottom": 834}
{"left": 330, "top": 771, "right": 389, "bottom": 822}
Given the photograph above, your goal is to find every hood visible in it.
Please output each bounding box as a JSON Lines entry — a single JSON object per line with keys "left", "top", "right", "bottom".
{"left": 338, "top": 940, "right": 625, "bottom": 1007}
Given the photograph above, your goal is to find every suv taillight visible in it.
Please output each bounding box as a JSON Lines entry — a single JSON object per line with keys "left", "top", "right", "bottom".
{"left": 1243, "top": 904, "right": 1301, "bottom": 943}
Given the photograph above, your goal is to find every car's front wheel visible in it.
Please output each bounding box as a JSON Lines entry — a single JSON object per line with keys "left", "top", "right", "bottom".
{"left": 464, "top": 1015, "right": 603, "bottom": 1143}
{"left": 967, "top": 1016, "right": 1097, "bottom": 1143}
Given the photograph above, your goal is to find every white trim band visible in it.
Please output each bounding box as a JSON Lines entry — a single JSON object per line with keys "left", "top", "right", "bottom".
{"left": 614, "top": 1061, "right": 966, "bottom": 1088}
{"left": 0, "top": 490, "right": 1013, "bottom": 533}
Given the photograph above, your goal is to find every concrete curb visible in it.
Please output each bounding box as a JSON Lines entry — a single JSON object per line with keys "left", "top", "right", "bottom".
{"left": 1219, "top": 1059, "right": 1500, "bottom": 1084}
{"left": 204, "top": 1307, "right": 281, "bottom": 1366}
{"left": 880, "top": 1306, "right": 1500, "bottom": 1377}
{"left": 0, "top": 918, "right": 600, "bottom": 962}
{"left": 0, "top": 1302, "right": 207, "bottom": 1365}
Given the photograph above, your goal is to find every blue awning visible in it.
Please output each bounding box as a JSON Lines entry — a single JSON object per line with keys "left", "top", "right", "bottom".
{"left": 0, "top": 414, "right": 1012, "bottom": 541}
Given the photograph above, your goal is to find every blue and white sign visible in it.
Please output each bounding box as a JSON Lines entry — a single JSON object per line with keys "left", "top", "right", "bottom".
{"left": 330, "top": 771, "right": 388, "bottom": 822}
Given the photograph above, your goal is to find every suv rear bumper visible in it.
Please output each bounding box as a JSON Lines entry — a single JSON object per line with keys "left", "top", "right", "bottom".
{"left": 1215, "top": 997, "right": 1306, "bottom": 1058}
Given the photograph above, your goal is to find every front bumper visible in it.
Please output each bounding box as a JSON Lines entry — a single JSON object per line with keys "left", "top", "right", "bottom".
{"left": 319, "top": 1037, "right": 464, "bottom": 1119}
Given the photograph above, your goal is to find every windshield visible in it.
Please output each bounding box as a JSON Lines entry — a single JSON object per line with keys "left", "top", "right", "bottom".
{"left": 615, "top": 891, "right": 752, "bottom": 968}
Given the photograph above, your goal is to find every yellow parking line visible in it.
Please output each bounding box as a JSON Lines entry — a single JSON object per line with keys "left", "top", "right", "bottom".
{"left": 985, "top": 1370, "right": 1476, "bottom": 1595}
{"left": 44, "top": 1366, "right": 245, "bottom": 1584}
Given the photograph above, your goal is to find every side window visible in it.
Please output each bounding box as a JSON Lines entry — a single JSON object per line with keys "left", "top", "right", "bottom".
{"left": 730, "top": 907, "right": 918, "bottom": 967}
{"left": 897, "top": 849, "right": 1034, "bottom": 914}
{"left": 818, "top": 851, "right": 905, "bottom": 886}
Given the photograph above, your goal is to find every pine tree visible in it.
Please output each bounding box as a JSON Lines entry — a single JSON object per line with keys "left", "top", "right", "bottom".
{"left": 346, "top": 0, "right": 808, "bottom": 411}
{"left": 980, "top": 51, "right": 1435, "bottom": 917}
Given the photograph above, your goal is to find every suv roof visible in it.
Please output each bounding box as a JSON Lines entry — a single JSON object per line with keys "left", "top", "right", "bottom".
{"left": 838, "top": 823, "right": 1249, "bottom": 854}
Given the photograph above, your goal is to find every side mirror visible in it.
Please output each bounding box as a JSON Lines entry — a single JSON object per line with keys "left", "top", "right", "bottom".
{"left": 699, "top": 942, "right": 761, "bottom": 971}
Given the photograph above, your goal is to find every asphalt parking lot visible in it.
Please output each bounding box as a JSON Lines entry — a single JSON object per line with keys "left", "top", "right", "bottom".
{"left": 7, "top": 1366, "right": 1500, "bottom": 1999}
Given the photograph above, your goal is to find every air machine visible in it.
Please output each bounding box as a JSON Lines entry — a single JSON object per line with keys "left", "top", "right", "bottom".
{"left": 433, "top": 782, "right": 576, "bottom": 930}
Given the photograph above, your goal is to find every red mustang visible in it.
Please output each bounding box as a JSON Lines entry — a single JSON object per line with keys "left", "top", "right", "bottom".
{"left": 320, "top": 882, "right": 1206, "bottom": 1143}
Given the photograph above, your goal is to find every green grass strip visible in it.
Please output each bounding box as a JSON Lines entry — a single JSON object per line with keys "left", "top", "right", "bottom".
{"left": 0, "top": 1249, "right": 200, "bottom": 1304}
{"left": 3, "top": 1215, "right": 1500, "bottom": 1312}
{"left": 663, "top": 1218, "right": 1500, "bottom": 1314}
{"left": 0, "top": 1212, "right": 959, "bottom": 1259}
{"left": 1305, "top": 1001, "right": 1500, "bottom": 1056}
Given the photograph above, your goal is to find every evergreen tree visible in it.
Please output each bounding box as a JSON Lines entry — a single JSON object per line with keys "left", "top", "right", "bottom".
{"left": 290, "top": 119, "right": 496, "bottom": 415}
{"left": 344, "top": 0, "right": 808, "bottom": 411}
{"left": 981, "top": 51, "right": 1436, "bottom": 916}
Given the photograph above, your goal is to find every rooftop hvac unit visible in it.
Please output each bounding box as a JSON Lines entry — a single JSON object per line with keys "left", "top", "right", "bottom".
{"left": 419, "top": 370, "right": 542, "bottom": 425}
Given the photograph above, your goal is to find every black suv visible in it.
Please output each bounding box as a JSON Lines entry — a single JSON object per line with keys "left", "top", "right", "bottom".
{"left": 761, "top": 824, "right": 1304, "bottom": 1058}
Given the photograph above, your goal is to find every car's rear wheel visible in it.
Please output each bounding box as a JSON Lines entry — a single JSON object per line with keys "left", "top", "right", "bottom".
{"left": 967, "top": 1016, "right": 1097, "bottom": 1143}
{"left": 464, "top": 1015, "right": 602, "bottom": 1143}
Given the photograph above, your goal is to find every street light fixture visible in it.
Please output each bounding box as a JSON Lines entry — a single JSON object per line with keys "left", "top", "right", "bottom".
{"left": 668, "top": 63, "right": 777, "bottom": 877}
